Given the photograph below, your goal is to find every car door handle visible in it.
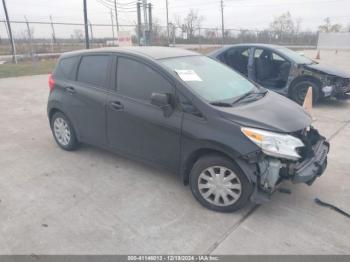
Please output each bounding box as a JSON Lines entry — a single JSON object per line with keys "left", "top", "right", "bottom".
{"left": 65, "top": 86, "right": 76, "bottom": 94}
{"left": 110, "top": 101, "right": 124, "bottom": 111}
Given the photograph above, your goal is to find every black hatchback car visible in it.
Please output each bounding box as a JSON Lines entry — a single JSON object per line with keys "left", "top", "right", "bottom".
{"left": 209, "top": 44, "right": 350, "bottom": 104}
{"left": 48, "top": 47, "right": 329, "bottom": 212}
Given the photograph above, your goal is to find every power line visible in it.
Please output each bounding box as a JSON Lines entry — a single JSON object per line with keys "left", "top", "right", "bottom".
{"left": 103, "top": 0, "right": 136, "bottom": 6}
{"left": 97, "top": 0, "right": 121, "bottom": 31}
{"left": 155, "top": 0, "right": 347, "bottom": 10}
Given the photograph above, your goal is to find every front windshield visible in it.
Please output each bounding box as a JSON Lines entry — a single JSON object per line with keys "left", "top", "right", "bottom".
{"left": 276, "top": 47, "right": 314, "bottom": 64}
{"left": 161, "top": 56, "right": 256, "bottom": 103}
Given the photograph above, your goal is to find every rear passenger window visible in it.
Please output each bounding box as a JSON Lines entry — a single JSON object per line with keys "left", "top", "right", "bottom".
{"left": 117, "top": 57, "right": 173, "bottom": 101}
{"left": 77, "top": 55, "right": 109, "bottom": 87}
{"left": 55, "top": 56, "right": 79, "bottom": 80}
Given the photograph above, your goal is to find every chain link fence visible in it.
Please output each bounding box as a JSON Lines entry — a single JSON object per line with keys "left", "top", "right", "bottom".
{"left": 0, "top": 19, "right": 318, "bottom": 62}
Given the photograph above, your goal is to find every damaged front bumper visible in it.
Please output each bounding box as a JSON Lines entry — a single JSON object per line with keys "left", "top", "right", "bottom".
{"left": 243, "top": 128, "right": 330, "bottom": 204}
{"left": 292, "top": 139, "right": 329, "bottom": 184}
{"left": 322, "top": 78, "right": 350, "bottom": 98}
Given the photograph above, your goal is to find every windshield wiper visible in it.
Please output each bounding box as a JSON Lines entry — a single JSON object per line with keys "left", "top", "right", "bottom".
{"left": 210, "top": 101, "right": 232, "bottom": 107}
{"left": 232, "top": 89, "right": 267, "bottom": 105}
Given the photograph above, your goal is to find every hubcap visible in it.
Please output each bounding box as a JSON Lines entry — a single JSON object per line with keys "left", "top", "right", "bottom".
{"left": 53, "top": 117, "right": 71, "bottom": 146}
{"left": 198, "top": 166, "right": 242, "bottom": 207}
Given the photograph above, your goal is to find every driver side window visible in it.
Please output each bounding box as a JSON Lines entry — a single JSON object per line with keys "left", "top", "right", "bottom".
{"left": 272, "top": 52, "right": 286, "bottom": 62}
{"left": 254, "top": 48, "right": 291, "bottom": 89}
{"left": 117, "top": 57, "right": 174, "bottom": 102}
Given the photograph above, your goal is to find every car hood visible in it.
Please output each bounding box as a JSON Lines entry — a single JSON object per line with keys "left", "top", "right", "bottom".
{"left": 305, "top": 63, "right": 350, "bottom": 78}
{"left": 216, "top": 91, "right": 312, "bottom": 133}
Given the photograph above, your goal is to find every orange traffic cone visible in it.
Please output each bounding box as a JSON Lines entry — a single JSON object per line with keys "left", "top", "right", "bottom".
{"left": 315, "top": 50, "right": 320, "bottom": 60}
{"left": 303, "top": 86, "right": 314, "bottom": 119}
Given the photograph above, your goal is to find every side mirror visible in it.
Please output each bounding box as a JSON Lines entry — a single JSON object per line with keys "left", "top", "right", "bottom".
{"left": 150, "top": 92, "right": 173, "bottom": 117}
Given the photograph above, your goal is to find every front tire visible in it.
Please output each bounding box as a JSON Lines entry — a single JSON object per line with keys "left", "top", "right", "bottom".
{"left": 50, "top": 112, "right": 79, "bottom": 151}
{"left": 189, "top": 155, "right": 253, "bottom": 212}
{"left": 290, "top": 80, "right": 320, "bottom": 105}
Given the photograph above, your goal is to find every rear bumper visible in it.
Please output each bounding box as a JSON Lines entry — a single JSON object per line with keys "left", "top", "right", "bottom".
{"left": 292, "top": 139, "right": 330, "bottom": 184}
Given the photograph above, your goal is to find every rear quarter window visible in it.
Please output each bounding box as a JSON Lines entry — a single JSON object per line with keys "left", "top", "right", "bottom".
{"left": 77, "top": 55, "right": 110, "bottom": 88}
{"left": 54, "top": 56, "right": 79, "bottom": 80}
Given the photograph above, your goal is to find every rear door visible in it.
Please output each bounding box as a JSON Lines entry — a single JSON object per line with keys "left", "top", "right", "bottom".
{"left": 63, "top": 54, "right": 113, "bottom": 146}
{"left": 106, "top": 55, "right": 182, "bottom": 171}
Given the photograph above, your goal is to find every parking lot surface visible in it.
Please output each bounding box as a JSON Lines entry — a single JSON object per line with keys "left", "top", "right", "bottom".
{"left": 0, "top": 51, "right": 349, "bottom": 254}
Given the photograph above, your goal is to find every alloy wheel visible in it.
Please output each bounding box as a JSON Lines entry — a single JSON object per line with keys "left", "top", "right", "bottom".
{"left": 53, "top": 117, "right": 71, "bottom": 146}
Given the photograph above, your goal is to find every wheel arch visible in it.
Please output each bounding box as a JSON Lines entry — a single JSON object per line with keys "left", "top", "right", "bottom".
{"left": 288, "top": 75, "right": 322, "bottom": 97}
{"left": 48, "top": 108, "right": 61, "bottom": 122}
{"left": 181, "top": 148, "right": 232, "bottom": 185}
{"left": 180, "top": 146, "right": 258, "bottom": 186}
{"left": 48, "top": 107, "right": 81, "bottom": 141}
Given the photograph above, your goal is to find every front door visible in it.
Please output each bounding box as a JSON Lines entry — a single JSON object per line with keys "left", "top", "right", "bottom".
{"left": 253, "top": 48, "right": 291, "bottom": 90}
{"left": 107, "top": 56, "right": 182, "bottom": 171}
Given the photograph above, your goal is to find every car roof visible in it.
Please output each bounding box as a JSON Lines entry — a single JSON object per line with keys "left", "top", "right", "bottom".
{"left": 208, "top": 43, "right": 285, "bottom": 57}
{"left": 61, "top": 46, "right": 201, "bottom": 60}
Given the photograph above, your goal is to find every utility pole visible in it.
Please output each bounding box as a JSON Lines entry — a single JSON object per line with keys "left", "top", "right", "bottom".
{"left": 89, "top": 20, "right": 94, "bottom": 47}
{"left": 172, "top": 23, "right": 176, "bottom": 46}
{"left": 110, "top": 10, "right": 115, "bottom": 41}
{"left": 50, "top": 15, "right": 56, "bottom": 43}
{"left": 198, "top": 27, "right": 201, "bottom": 50}
{"left": 83, "top": 0, "right": 89, "bottom": 49}
{"left": 148, "top": 3, "right": 152, "bottom": 45}
{"left": 113, "top": 0, "right": 119, "bottom": 32}
{"left": 165, "top": 0, "right": 170, "bottom": 46}
{"left": 24, "top": 16, "right": 34, "bottom": 62}
{"left": 2, "top": 0, "right": 16, "bottom": 63}
{"left": 220, "top": 0, "right": 225, "bottom": 45}
{"left": 142, "top": 0, "right": 148, "bottom": 45}
{"left": 136, "top": 1, "right": 142, "bottom": 46}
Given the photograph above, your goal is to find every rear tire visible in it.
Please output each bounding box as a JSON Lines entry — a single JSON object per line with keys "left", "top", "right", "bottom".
{"left": 50, "top": 112, "right": 79, "bottom": 151}
{"left": 189, "top": 154, "right": 253, "bottom": 212}
{"left": 290, "top": 80, "right": 320, "bottom": 105}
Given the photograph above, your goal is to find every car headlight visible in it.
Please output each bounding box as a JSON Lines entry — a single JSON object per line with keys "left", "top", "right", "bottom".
{"left": 241, "top": 127, "right": 304, "bottom": 160}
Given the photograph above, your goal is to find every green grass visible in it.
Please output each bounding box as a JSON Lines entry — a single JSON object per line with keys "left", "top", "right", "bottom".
{"left": 0, "top": 59, "right": 57, "bottom": 78}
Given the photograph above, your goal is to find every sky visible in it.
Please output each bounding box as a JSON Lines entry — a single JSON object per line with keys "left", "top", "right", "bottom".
{"left": 0, "top": 0, "right": 349, "bottom": 38}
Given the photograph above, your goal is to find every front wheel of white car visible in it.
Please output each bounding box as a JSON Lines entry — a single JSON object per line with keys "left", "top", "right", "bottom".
{"left": 189, "top": 155, "right": 253, "bottom": 212}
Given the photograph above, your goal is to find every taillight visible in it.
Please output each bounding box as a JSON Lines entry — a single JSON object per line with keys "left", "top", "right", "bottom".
{"left": 48, "top": 73, "right": 55, "bottom": 92}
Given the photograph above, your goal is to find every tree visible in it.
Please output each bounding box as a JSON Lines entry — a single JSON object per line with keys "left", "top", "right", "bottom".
{"left": 183, "top": 9, "right": 204, "bottom": 39}
{"left": 318, "top": 17, "right": 342, "bottom": 33}
{"left": 173, "top": 15, "right": 184, "bottom": 39}
{"left": 295, "top": 17, "right": 302, "bottom": 34}
{"left": 72, "top": 29, "right": 84, "bottom": 42}
{"left": 150, "top": 18, "right": 166, "bottom": 44}
{"left": 21, "top": 27, "right": 34, "bottom": 41}
{"left": 270, "top": 12, "right": 295, "bottom": 36}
